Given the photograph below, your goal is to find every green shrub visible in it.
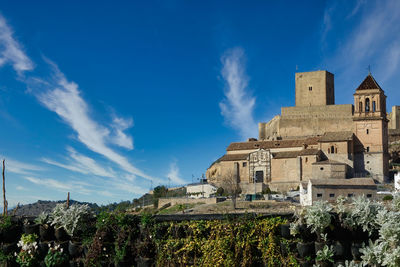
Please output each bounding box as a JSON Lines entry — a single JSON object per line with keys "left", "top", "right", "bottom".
{"left": 383, "top": 195, "right": 393, "bottom": 201}
{"left": 0, "top": 215, "right": 12, "bottom": 231}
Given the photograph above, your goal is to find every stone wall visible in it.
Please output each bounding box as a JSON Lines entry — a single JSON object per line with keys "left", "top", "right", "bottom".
{"left": 158, "top": 197, "right": 219, "bottom": 207}
{"left": 239, "top": 182, "right": 267, "bottom": 194}
{"left": 258, "top": 115, "right": 280, "bottom": 140}
{"left": 295, "top": 70, "right": 335, "bottom": 107}
{"left": 389, "top": 106, "right": 400, "bottom": 129}
{"left": 279, "top": 104, "right": 354, "bottom": 138}
{"left": 353, "top": 152, "right": 389, "bottom": 182}
{"left": 312, "top": 162, "right": 347, "bottom": 179}
{"left": 259, "top": 104, "right": 354, "bottom": 139}
{"left": 271, "top": 157, "right": 300, "bottom": 182}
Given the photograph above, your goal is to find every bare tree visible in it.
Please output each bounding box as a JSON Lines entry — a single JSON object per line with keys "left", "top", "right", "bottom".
{"left": 220, "top": 169, "right": 242, "bottom": 210}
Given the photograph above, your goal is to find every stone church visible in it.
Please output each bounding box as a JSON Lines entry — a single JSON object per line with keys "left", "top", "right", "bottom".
{"left": 207, "top": 70, "right": 397, "bottom": 193}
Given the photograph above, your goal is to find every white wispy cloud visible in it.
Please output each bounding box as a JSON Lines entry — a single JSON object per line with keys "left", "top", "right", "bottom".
{"left": 2, "top": 158, "right": 44, "bottom": 175}
{"left": 322, "top": 0, "right": 400, "bottom": 83}
{"left": 109, "top": 115, "right": 134, "bottom": 150}
{"left": 166, "top": 160, "right": 185, "bottom": 185}
{"left": 42, "top": 147, "right": 116, "bottom": 178}
{"left": 16, "top": 185, "right": 27, "bottom": 191}
{"left": 0, "top": 14, "right": 33, "bottom": 73}
{"left": 24, "top": 176, "right": 92, "bottom": 195}
{"left": 219, "top": 47, "right": 257, "bottom": 139}
{"left": 0, "top": 12, "right": 160, "bottom": 200}
{"left": 33, "top": 62, "right": 158, "bottom": 182}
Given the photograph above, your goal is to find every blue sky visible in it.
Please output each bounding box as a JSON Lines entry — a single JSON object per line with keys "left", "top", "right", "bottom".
{"left": 0, "top": 0, "right": 399, "bottom": 206}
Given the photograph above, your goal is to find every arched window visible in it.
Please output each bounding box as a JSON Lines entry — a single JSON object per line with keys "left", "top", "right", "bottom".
{"left": 365, "top": 98, "right": 370, "bottom": 112}
{"left": 359, "top": 102, "right": 363, "bottom": 112}
{"left": 331, "top": 145, "right": 335, "bottom": 154}
{"left": 372, "top": 101, "right": 376, "bottom": 112}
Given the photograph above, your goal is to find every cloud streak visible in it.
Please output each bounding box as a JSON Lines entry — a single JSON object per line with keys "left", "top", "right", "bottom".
{"left": 0, "top": 14, "right": 33, "bottom": 73}
{"left": 42, "top": 147, "right": 116, "bottom": 178}
{"left": 24, "top": 176, "right": 92, "bottom": 195}
{"left": 3, "top": 158, "right": 44, "bottom": 175}
{"left": 33, "top": 62, "right": 158, "bottom": 182}
{"left": 167, "top": 160, "right": 185, "bottom": 185}
{"left": 219, "top": 47, "right": 257, "bottom": 139}
{"left": 109, "top": 116, "right": 134, "bottom": 150}
{"left": 0, "top": 13, "right": 161, "bottom": 200}
{"left": 322, "top": 0, "right": 400, "bottom": 84}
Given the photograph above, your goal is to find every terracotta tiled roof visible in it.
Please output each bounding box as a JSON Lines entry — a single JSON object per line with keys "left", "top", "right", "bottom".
{"left": 273, "top": 149, "right": 321, "bottom": 159}
{"left": 318, "top": 131, "right": 353, "bottom": 142}
{"left": 356, "top": 74, "right": 382, "bottom": 91}
{"left": 310, "top": 178, "right": 376, "bottom": 187}
{"left": 219, "top": 153, "right": 249, "bottom": 161}
{"left": 226, "top": 137, "right": 319, "bottom": 151}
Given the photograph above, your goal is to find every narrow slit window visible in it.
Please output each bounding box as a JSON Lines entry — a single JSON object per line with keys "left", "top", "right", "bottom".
{"left": 309, "top": 86, "right": 312, "bottom": 91}
{"left": 331, "top": 145, "right": 335, "bottom": 154}
{"left": 367, "top": 129, "right": 369, "bottom": 134}
{"left": 373, "top": 101, "right": 376, "bottom": 112}
{"left": 366, "top": 146, "right": 370, "bottom": 152}
{"left": 359, "top": 102, "right": 363, "bottom": 112}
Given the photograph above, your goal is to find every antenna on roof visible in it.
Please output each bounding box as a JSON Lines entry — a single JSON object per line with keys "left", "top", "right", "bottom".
{"left": 367, "top": 65, "right": 371, "bottom": 75}
{"left": 296, "top": 65, "right": 298, "bottom": 71}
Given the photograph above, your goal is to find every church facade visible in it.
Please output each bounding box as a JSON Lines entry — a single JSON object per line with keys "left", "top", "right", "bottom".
{"left": 207, "top": 70, "right": 394, "bottom": 193}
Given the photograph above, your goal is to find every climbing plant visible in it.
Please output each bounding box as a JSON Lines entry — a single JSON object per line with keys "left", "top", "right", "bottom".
{"left": 153, "top": 216, "right": 298, "bottom": 266}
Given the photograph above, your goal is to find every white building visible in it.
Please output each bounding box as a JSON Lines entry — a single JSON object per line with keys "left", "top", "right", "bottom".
{"left": 395, "top": 172, "right": 400, "bottom": 191}
{"left": 186, "top": 182, "right": 217, "bottom": 199}
{"left": 299, "top": 178, "right": 377, "bottom": 206}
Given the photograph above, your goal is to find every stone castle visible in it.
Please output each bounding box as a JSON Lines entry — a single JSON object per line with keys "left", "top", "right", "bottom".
{"left": 207, "top": 70, "right": 399, "bottom": 193}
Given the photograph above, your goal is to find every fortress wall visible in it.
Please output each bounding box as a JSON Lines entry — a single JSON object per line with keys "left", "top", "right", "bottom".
{"left": 278, "top": 104, "right": 354, "bottom": 138}
{"left": 281, "top": 104, "right": 353, "bottom": 118}
{"left": 258, "top": 115, "right": 280, "bottom": 140}
{"left": 389, "top": 106, "right": 400, "bottom": 130}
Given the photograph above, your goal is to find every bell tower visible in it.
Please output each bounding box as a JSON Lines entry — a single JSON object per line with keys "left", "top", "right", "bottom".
{"left": 353, "top": 73, "right": 389, "bottom": 182}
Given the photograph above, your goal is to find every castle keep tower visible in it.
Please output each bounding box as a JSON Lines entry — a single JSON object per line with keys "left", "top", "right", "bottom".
{"left": 295, "top": 70, "right": 335, "bottom": 107}
{"left": 353, "top": 74, "right": 389, "bottom": 182}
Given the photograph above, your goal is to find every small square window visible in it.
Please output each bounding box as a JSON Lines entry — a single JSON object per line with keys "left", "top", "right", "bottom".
{"left": 243, "top": 162, "right": 247, "bottom": 167}
{"left": 367, "top": 194, "right": 372, "bottom": 198}
{"left": 329, "top": 193, "right": 335, "bottom": 198}
{"left": 348, "top": 194, "right": 354, "bottom": 197}
{"left": 317, "top": 193, "right": 322, "bottom": 198}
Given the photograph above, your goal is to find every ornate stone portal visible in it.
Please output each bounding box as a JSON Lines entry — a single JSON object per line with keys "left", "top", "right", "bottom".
{"left": 249, "top": 149, "right": 271, "bottom": 183}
